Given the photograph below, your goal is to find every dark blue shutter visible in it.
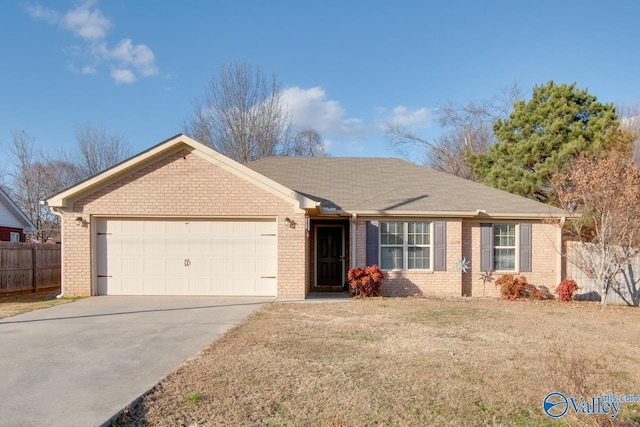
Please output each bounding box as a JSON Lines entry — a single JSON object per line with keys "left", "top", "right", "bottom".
{"left": 366, "top": 221, "right": 379, "bottom": 266}
{"left": 480, "top": 223, "right": 493, "bottom": 272}
{"left": 519, "top": 223, "right": 532, "bottom": 272}
{"left": 433, "top": 220, "right": 446, "bottom": 271}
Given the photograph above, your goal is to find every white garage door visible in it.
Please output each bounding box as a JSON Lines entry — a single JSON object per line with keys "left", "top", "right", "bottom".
{"left": 96, "top": 218, "right": 277, "bottom": 296}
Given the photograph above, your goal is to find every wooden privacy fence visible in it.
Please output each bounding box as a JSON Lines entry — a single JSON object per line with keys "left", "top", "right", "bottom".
{"left": 565, "top": 241, "right": 640, "bottom": 306}
{"left": 0, "top": 242, "right": 61, "bottom": 296}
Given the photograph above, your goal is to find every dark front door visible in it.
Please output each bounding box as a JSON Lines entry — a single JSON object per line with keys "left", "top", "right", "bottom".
{"left": 316, "top": 226, "right": 343, "bottom": 286}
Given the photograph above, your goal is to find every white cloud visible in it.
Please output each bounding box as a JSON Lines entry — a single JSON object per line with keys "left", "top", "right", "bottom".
{"left": 81, "top": 65, "right": 97, "bottom": 74}
{"left": 61, "top": 1, "right": 111, "bottom": 40}
{"left": 281, "top": 86, "right": 365, "bottom": 138}
{"left": 111, "top": 68, "right": 136, "bottom": 84}
{"left": 25, "top": 4, "right": 59, "bottom": 24}
{"left": 388, "top": 105, "right": 433, "bottom": 127}
{"left": 105, "top": 39, "right": 158, "bottom": 77}
{"left": 25, "top": 1, "right": 157, "bottom": 84}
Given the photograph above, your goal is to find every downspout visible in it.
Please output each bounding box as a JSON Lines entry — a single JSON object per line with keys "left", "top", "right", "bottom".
{"left": 351, "top": 213, "right": 357, "bottom": 269}
{"left": 49, "top": 207, "right": 65, "bottom": 299}
{"left": 557, "top": 216, "right": 566, "bottom": 285}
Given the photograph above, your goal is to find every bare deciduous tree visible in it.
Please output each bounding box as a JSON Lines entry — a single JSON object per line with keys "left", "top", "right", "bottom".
{"left": 183, "top": 62, "right": 292, "bottom": 163}
{"left": 386, "top": 83, "right": 523, "bottom": 179}
{"left": 73, "top": 123, "right": 131, "bottom": 178}
{"left": 556, "top": 151, "right": 640, "bottom": 305}
{"left": 7, "top": 131, "right": 81, "bottom": 242}
{"left": 282, "top": 128, "right": 327, "bottom": 157}
{"left": 617, "top": 104, "right": 640, "bottom": 165}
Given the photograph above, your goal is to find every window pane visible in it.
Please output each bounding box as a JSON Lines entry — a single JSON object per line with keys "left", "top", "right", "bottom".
{"left": 381, "top": 247, "right": 403, "bottom": 270}
{"left": 408, "top": 247, "right": 430, "bottom": 269}
{"left": 494, "top": 248, "right": 515, "bottom": 270}
{"left": 408, "top": 222, "right": 429, "bottom": 245}
{"left": 493, "top": 224, "right": 515, "bottom": 247}
{"left": 381, "top": 222, "right": 403, "bottom": 245}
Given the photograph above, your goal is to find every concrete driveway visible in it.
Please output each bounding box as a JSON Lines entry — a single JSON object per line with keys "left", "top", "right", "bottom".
{"left": 0, "top": 296, "right": 272, "bottom": 427}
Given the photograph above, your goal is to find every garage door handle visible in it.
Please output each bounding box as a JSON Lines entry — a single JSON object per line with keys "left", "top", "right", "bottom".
{"left": 184, "top": 259, "right": 191, "bottom": 267}
{"left": 261, "top": 276, "right": 276, "bottom": 279}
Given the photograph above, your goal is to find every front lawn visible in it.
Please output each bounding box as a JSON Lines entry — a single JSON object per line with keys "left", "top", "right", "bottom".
{"left": 0, "top": 291, "right": 76, "bottom": 319}
{"left": 117, "top": 297, "right": 640, "bottom": 426}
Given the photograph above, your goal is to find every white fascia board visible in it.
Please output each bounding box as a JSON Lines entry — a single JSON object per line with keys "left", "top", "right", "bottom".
{"left": 345, "top": 209, "right": 569, "bottom": 219}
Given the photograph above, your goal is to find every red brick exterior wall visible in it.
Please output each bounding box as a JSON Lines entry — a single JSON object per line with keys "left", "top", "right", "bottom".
{"left": 0, "top": 226, "right": 25, "bottom": 242}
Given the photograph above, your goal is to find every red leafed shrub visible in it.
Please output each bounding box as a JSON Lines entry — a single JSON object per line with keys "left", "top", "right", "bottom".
{"left": 494, "top": 274, "right": 529, "bottom": 300}
{"left": 348, "top": 265, "right": 384, "bottom": 297}
{"left": 555, "top": 279, "right": 579, "bottom": 302}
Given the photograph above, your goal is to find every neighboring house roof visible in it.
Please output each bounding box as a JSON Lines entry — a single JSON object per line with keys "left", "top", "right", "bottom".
{"left": 0, "top": 187, "right": 37, "bottom": 232}
{"left": 247, "top": 157, "right": 568, "bottom": 219}
{"left": 45, "top": 134, "right": 318, "bottom": 212}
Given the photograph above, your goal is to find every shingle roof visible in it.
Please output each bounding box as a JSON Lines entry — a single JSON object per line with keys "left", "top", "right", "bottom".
{"left": 247, "top": 157, "right": 567, "bottom": 218}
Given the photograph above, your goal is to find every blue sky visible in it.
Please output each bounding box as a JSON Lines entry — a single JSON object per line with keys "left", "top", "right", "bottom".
{"left": 1, "top": 0, "right": 639, "bottom": 164}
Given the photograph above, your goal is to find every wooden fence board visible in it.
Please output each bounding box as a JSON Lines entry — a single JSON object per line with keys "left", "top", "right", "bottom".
{"left": 565, "top": 241, "right": 640, "bottom": 306}
{"left": 0, "top": 242, "right": 61, "bottom": 296}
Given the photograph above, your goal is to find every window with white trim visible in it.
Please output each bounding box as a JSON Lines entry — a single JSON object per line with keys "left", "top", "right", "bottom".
{"left": 380, "top": 221, "right": 431, "bottom": 270}
{"left": 493, "top": 224, "right": 516, "bottom": 270}
{"left": 9, "top": 232, "right": 20, "bottom": 243}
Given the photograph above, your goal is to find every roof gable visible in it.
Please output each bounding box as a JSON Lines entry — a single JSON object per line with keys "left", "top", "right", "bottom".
{"left": 0, "top": 188, "right": 36, "bottom": 232}
{"left": 45, "top": 134, "right": 318, "bottom": 212}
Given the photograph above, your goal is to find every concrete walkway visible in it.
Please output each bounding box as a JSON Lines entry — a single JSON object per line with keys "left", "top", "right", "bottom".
{"left": 0, "top": 296, "right": 271, "bottom": 427}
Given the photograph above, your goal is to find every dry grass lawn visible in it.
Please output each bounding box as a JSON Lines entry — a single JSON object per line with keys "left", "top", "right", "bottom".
{"left": 0, "top": 291, "right": 75, "bottom": 319}
{"left": 116, "top": 297, "right": 640, "bottom": 426}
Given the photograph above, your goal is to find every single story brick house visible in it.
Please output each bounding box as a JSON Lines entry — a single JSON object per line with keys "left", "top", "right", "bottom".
{"left": 46, "top": 134, "right": 567, "bottom": 299}
{"left": 0, "top": 187, "right": 36, "bottom": 242}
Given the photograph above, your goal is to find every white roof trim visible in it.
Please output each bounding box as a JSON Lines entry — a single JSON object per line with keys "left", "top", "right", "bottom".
{"left": 344, "top": 209, "right": 567, "bottom": 219}
{"left": 0, "top": 187, "right": 37, "bottom": 232}
{"left": 45, "top": 134, "right": 318, "bottom": 212}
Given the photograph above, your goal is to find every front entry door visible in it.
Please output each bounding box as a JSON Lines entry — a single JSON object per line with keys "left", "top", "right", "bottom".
{"left": 316, "top": 226, "right": 344, "bottom": 286}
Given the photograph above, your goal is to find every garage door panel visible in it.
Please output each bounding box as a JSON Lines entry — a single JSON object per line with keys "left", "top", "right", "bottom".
{"left": 187, "top": 278, "right": 212, "bottom": 295}
{"left": 256, "top": 278, "right": 277, "bottom": 295}
{"left": 120, "top": 277, "right": 144, "bottom": 295}
{"left": 144, "top": 238, "right": 166, "bottom": 255}
{"left": 143, "top": 258, "right": 165, "bottom": 274}
{"left": 189, "top": 238, "right": 212, "bottom": 255}
{"left": 211, "top": 239, "right": 232, "bottom": 255}
{"left": 121, "top": 220, "right": 142, "bottom": 235}
{"left": 255, "top": 258, "right": 277, "bottom": 274}
{"left": 97, "top": 218, "right": 277, "bottom": 296}
{"left": 188, "top": 221, "right": 212, "bottom": 234}
{"left": 234, "top": 239, "right": 256, "bottom": 255}
{"left": 188, "top": 257, "right": 211, "bottom": 274}
{"left": 254, "top": 221, "right": 275, "bottom": 234}
{"left": 233, "top": 278, "right": 255, "bottom": 295}
{"left": 125, "top": 240, "right": 144, "bottom": 254}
